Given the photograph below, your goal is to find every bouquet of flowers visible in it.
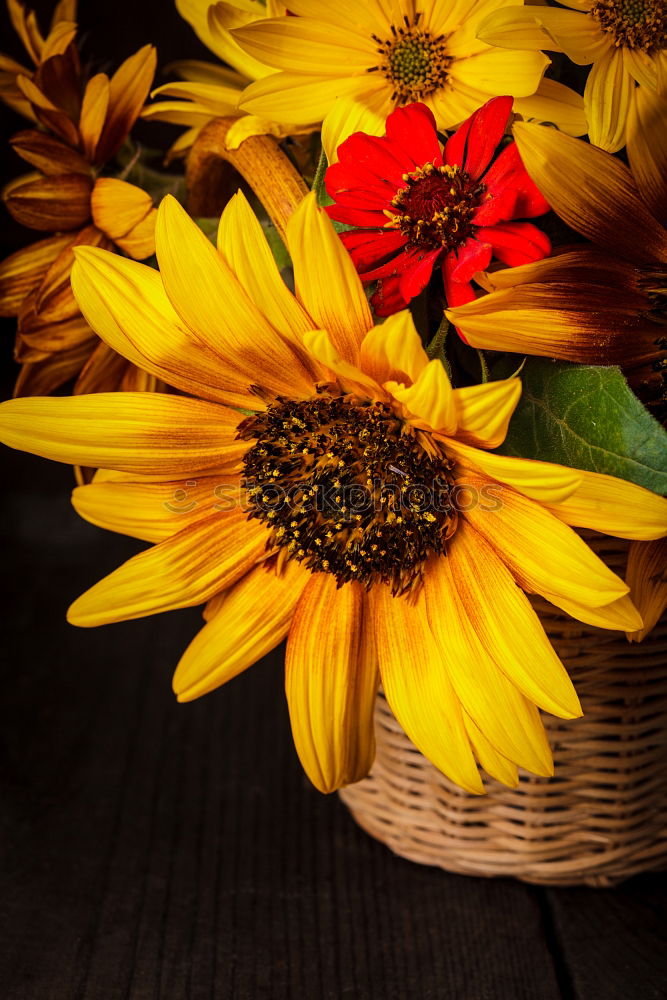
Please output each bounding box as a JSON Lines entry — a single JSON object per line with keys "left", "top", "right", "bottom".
{"left": 1, "top": 0, "right": 666, "bottom": 811}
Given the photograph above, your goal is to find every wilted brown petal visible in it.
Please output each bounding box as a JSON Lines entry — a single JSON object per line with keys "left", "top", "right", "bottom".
{"left": 4, "top": 172, "right": 93, "bottom": 231}
{"left": 0, "top": 233, "right": 70, "bottom": 317}
{"left": 10, "top": 128, "right": 91, "bottom": 176}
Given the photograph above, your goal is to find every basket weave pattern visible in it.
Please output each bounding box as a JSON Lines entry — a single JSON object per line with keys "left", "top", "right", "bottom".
{"left": 339, "top": 537, "right": 667, "bottom": 887}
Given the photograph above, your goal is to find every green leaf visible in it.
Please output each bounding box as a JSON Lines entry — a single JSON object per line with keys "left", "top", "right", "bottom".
{"left": 498, "top": 359, "right": 667, "bottom": 495}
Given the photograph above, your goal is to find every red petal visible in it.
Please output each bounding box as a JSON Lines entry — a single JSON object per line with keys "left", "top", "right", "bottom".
{"left": 442, "top": 252, "right": 476, "bottom": 339}
{"left": 335, "top": 131, "right": 414, "bottom": 187}
{"left": 325, "top": 204, "right": 389, "bottom": 227}
{"left": 371, "top": 274, "right": 410, "bottom": 316}
{"left": 340, "top": 229, "right": 407, "bottom": 274}
{"left": 471, "top": 187, "right": 518, "bottom": 227}
{"left": 477, "top": 141, "right": 550, "bottom": 220}
{"left": 445, "top": 96, "right": 513, "bottom": 181}
{"left": 450, "top": 237, "right": 493, "bottom": 283}
{"left": 475, "top": 222, "right": 552, "bottom": 267}
{"left": 398, "top": 248, "right": 442, "bottom": 300}
{"left": 325, "top": 160, "right": 397, "bottom": 201}
{"left": 327, "top": 187, "right": 392, "bottom": 211}
{"left": 385, "top": 102, "right": 442, "bottom": 168}
{"left": 358, "top": 245, "right": 417, "bottom": 281}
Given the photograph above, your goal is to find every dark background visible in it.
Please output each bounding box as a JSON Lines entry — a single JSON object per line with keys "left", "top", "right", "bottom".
{"left": 1, "top": 3, "right": 666, "bottom": 997}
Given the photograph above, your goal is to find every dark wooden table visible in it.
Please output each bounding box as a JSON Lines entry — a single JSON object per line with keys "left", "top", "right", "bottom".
{"left": 1, "top": 431, "right": 666, "bottom": 1000}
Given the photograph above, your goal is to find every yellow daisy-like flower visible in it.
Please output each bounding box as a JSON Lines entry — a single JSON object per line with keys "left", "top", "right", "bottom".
{"left": 1, "top": 193, "right": 665, "bottom": 796}
{"left": 478, "top": 0, "right": 667, "bottom": 152}
{"left": 232, "top": 0, "right": 587, "bottom": 151}
{"left": 143, "top": 0, "right": 314, "bottom": 156}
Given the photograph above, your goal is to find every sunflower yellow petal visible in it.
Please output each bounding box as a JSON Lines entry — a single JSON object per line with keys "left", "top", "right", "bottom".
{"left": 79, "top": 73, "right": 110, "bottom": 161}
{"left": 429, "top": 525, "right": 581, "bottom": 720}
{"left": 239, "top": 72, "right": 383, "bottom": 126}
{"left": 67, "top": 509, "right": 268, "bottom": 627}
{"left": 445, "top": 438, "right": 583, "bottom": 504}
{"left": 0, "top": 234, "right": 71, "bottom": 316}
{"left": 303, "top": 329, "right": 381, "bottom": 397}
{"left": 513, "top": 77, "right": 587, "bottom": 137}
{"left": 230, "top": 17, "right": 375, "bottom": 74}
{"left": 584, "top": 47, "right": 633, "bottom": 153}
{"left": 285, "top": 575, "right": 378, "bottom": 794}
{"left": 462, "top": 473, "right": 630, "bottom": 608}
{"left": 155, "top": 194, "right": 314, "bottom": 398}
{"left": 512, "top": 122, "right": 667, "bottom": 265}
{"left": 95, "top": 45, "right": 156, "bottom": 163}
{"left": 449, "top": 47, "right": 549, "bottom": 98}
{"left": 373, "top": 585, "right": 484, "bottom": 794}
{"left": 627, "top": 85, "right": 667, "bottom": 228}
{"left": 286, "top": 193, "right": 372, "bottom": 364}
{"left": 71, "top": 246, "right": 255, "bottom": 408}
{"left": 387, "top": 360, "right": 457, "bottom": 434}
{"left": 72, "top": 474, "right": 243, "bottom": 543}
{"left": 626, "top": 538, "right": 667, "bottom": 641}
{"left": 321, "top": 95, "right": 389, "bottom": 162}
{"left": 217, "top": 190, "right": 312, "bottom": 344}
{"left": 0, "top": 392, "right": 247, "bottom": 475}
{"left": 476, "top": 5, "right": 557, "bottom": 51}
{"left": 207, "top": 1, "right": 276, "bottom": 80}
{"left": 545, "top": 592, "right": 643, "bottom": 633}
{"left": 463, "top": 713, "right": 519, "bottom": 787}
{"left": 360, "top": 310, "right": 428, "bottom": 386}
{"left": 174, "top": 560, "right": 310, "bottom": 701}
{"left": 90, "top": 177, "right": 153, "bottom": 242}
{"left": 623, "top": 46, "right": 658, "bottom": 91}
{"left": 452, "top": 378, "right": 521, "bottom": 449}
{"left": 545, "top": 469, "right": 667, "bottom": 541}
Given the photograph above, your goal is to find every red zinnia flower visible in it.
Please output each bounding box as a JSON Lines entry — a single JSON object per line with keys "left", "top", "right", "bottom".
{"left": 325, "top": 97, "right": 552, "bottom": 318}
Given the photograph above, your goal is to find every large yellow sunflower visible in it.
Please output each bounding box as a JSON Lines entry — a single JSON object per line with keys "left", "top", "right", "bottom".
{"left": 478, "top": 0, "right": 667, "bottom": 152}
{"left": 1, "top": 193, "right": 665, "bottom": 795}
{"left": 232, "top": 0, "right": 587, "bottom": 150}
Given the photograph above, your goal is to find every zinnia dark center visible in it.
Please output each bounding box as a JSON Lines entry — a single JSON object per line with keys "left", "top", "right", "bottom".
{"left": 370, "top": 14, "right": 451, "bottom": 103}
{"left": 591, "top": 0, "right": 666, "bottom": 50}
{"left": 389, "top": 163, "right": 482, "bottom": 252}
{"left": 238, "top": 394, "right": 457, "bottom": 594}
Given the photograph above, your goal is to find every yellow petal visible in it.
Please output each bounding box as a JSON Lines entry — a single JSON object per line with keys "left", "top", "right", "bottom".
{"left": 452, "top": 378, "right": 521, "bottom": 449}
{"left": 71, "top": 246, "right": 256, "bottom": 408}
{"left": 0, "top": 234, "right": 71, "bottom": 316}
{"left": 430, "top": 525, "right": 582, "bottom": 719}
{"left": 286, "top": 192, "right": 372, "bottom": 365}
{"left": 217, "top": 190, "right": 312, "bottom": 345}
{"left": 461, "top": 472, "right": 630, "bottom": 608}
{"left": 72, "top": 474, "right": 243, "bottom": 543}
{"left": 90, "top": 178, "right": 153, "bottom": 241}
{"left": 67, "top": 509, "right": 268, "bottom": 626}
{"left": 463, "top": 713, "right": 519, "bottom": 788}
{"left": 584, "top": 46, "right": 634, "bottom": 153}
{"left": 150, "top": 80, "right": 243, "bottom": 114}
{"left": 321, "top": 95, "right": 389, "bottom": 162}
{"left": 360, "top": 310, "right": 428, "bottom": 386}
{"left": 373, "top": 585, "right": 484, "bottom": 794}
{"left": 449, "top": 47, "right": 549, "bottom": 98}
{"left": 513, "top": 77, "right": 587, "bottom": 137}
{"left": 387, "top": 360, "right": 457, "bottom": 434}
{"left": 95, "top": 45, "right": 157, "bottom": 163}
{"left": 302, "top": 329, "right": 381, "bottom": 397}
{"left": 114, "top": 209, "right": 157, "bottom": 261}
{"left": 239, "top": 72, "right": 383, "bottom": 126}
{"left": 174, "top": 559, "right": 310, "bottom": 701}
{"left": 445, "top": 438, "right": 583, "bottom": 504}
{"left": 230, "top": 17, "right": 375, "bottom": 75}
{"left": 545, "top": 592, "right": 643, "bottom": 633}
{"left": 625, "top": 538, "right": 667, "bottom": 641}
{"left": 285, "top": 575, "right": 378, "bottom": 793}
{"left": 0, "top": 392, "right": 247, "bottom": 475}
{"left": 156, "top": 195, "right": 314, "bottom": 398}
{"left": 627, "top": 85, "right": 667, "bottom": 228}
{"left": 545, "top": 469, "right": 667, "bottom": 541}
{"left": 79, "top": 73, "right": 110, "bottom": 161}
{"left": 512, "top": 122, "right": 667, "bottom": 265}
{"left": 475, "top": 5, "right": 556, "bottom": 51}
{"left": 207, "top": 1, "right": 275, "bottom": 80}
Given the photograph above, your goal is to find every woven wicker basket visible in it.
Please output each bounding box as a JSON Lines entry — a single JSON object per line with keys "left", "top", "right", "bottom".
{"left": 339, "top": 535, "right": 667, "bottom": 887}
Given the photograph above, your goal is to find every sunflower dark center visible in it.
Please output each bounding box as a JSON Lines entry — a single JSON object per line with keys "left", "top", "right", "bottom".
{"left": 238, "top": 394, "right": 457, "bottom": 594}
{"left": 370, "top": 14, "right": 451, "bottom": 103}
{"left": 389, "top": 162, "right": 482, "bottom": 252}
{"left": 591, "top": 0, "right": 666, "bottom": 50}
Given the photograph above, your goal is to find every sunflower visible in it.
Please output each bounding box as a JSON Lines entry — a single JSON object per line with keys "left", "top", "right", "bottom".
{"left": 445, "top": 122, "right": 667, "bottom": 419}
{"left": 1, "top": 192, "right": 665, "bottom": 795}
{"left": 0, "top": 0, "right": 77, "bottom": 119}
{"left": 143, "top": 0, "right": 315, "bottom": 158}
{"left": 232, "top": 0, "right": 587, "bottom": 149}
{"left": 478, "top": 0, "right": 667, "bottom": 153}
{"left": 0, "top": 2, "right": 158, "bottom": 395}
{"left": 325, "top": 97, "right": 550, "bottom": 316}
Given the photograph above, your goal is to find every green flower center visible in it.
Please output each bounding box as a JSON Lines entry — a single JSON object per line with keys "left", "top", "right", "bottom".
{"left": 389, "top": 162, "right": 483, "bottom": 252}
{"left": 370, "top": 14, "right": 452, "bottom": 103}
{"left": 238, "top": 394, "right": 457, "bottom": 594}
{"left": 591, "top": 0, "right": 667, "bottom": 51}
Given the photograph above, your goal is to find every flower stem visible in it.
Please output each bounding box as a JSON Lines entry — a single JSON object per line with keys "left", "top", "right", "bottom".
{"left": 427, "top": 314, "right": 452, "bottom": 379}
{"left": 476, "top": 349, "right": 490, "bottom": 383}
{"left": 312, "top": 146, "right": 328, "bottom": 204}
{"left": 186, "top": 117, "right": 309, "bottom": 240}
